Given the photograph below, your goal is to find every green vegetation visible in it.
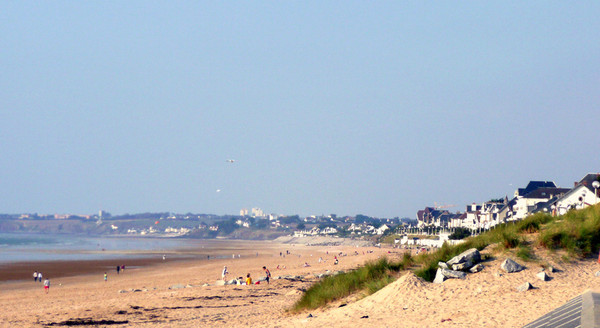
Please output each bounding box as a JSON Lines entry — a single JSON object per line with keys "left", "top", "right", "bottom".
{"left": 293, "top": 205, "right": 600, "bottom": 312}
{"left": 292, "top": 255, "right": 412, "bottom": 311}
{"left": 448, "top": 227, "right": 471, "bottom": 240}
{"left": 538, "top": 205, "right": 600, "bottom": 257}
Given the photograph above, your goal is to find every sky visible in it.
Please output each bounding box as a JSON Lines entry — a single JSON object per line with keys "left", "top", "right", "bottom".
{"left": 1, "top": 2, "right": 599, "bottom": 218}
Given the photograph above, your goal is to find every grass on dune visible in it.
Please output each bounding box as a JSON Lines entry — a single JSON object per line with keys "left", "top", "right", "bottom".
{"left": 292, "top": 254, "right": 412, "bottom": 311}
{"left": 293, "top": 205, "right": 600, "bottom": 312}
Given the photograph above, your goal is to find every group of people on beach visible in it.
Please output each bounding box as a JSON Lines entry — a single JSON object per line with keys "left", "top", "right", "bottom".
{"left": 33, "top": 271, "right": 50, "bottom": 293}
{"left": 221, "top": 266, "right": 271, "bottom": 285}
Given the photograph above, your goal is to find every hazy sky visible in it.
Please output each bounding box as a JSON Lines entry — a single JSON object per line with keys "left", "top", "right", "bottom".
{"left": 1, "top": 2, "right": 599, "bottom": 218}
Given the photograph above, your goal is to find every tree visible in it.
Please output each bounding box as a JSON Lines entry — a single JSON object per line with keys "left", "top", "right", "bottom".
{"left": 448, "top": 227, "right": 471, "bottom": 240}
{"left": 296, "top": 223, "right": 306, "bottom": 230}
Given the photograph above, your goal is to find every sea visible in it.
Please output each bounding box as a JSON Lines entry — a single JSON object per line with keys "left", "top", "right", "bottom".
{"left": 0, "top": 232, "right": 209, "bottom": 264}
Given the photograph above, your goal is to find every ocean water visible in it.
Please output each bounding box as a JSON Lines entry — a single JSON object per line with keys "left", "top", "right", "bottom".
{"left": 0, "top": 233, "right": 193, "bottom": 263}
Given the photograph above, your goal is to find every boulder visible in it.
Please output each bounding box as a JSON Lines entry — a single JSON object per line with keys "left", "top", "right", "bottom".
{"left": 438, "top": 262, "right": 449, "bottom": 270}
{"left": 433, "top": 269, "right": 446, "bottom": 284}
{"left": 225, "top": 279, "right": 238, "bottom": 285}
{"left": 214, "top": 280, "right": 226, "bottom": 286}
{"left": 517, "top": 282, "right": 533, "bottom": 292}
{"left": 446, "top": 248, "right": 481, "bottom": 267}
{"left": 536, "top": 271, "right": 549, "bottom": 281}
{"left": 470, "top": 264, "right": 484, "bottom": 273}
{"left": 433, "top": 268, "right": 467, "bottom": 283}
{"left": 118, "top": 290, "right": 127, "bottom": 294}
{"left": 452, "top": 260, "right": 474, "bottom": 271}
{"left": 501, "top": 258, "right": 525, "bottom": 273}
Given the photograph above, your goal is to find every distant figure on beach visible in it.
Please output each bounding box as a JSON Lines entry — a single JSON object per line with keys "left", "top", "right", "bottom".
{"left": 263, "top": 266, "right": 271, "bottom": 284}
{"left": 318, "top": 257, "right": 323, "bottom": 263}
{"left": 222, "top": 266, "right": 229, "bottom": 279}
{"left": 38, "top": 272, "right": 42, "bottom": 282}
{"left": 163, "top": 254, "right": 166, "bottom": 260}
{"left": 121, "top": 265, "right": 125, "bottom": 272}
{"left": 104, "top": 272, "right": 107, "bottom": 282}
{"left": 43, "top": 278, "right": 50, "bottom": 293}
{"left": 246, "top": 273, "right": 252, "bottom": 286}
{"left": 116, "top": 265, "right": 120, "bottom": 275}
{"left": 33, "top": 271, "right": 38, "bottom": 282}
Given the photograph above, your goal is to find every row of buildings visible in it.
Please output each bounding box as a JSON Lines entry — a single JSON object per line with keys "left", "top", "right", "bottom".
{"left": 416, "top": 173, "right": 600, "bottom": 231}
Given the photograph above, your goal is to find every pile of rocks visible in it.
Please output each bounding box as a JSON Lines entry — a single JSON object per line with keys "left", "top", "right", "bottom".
{"left": 434, "top": 248, "right": 482, "bottom": 283}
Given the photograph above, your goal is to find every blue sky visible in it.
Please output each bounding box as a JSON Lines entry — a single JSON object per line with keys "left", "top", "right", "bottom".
{"left": 1, "top": 2, "right": 599, "bottom": 218}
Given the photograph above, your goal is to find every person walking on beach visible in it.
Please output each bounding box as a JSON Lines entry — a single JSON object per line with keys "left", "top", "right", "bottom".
{"left": 38, "top": 272, "right": 42, "bottom": 282}
{"left": 263, "top": 266, "right": 271, "bottom": 284}
{"left": 104, "top": 272, "right": 107, "bottom": 282}
{"left": 222, "top": 266, "right": 229, "bottom": 280}
{"left": 33, "top": 271, "right": 38, "bottom": 282}
{"left": 246, "top": 273, "right": 252, "bottom": 285}
{"left": 116, "top": 265, "right": 120, "bottom": 274}
{"left": 43, "top": 278, "right": 50, "bottom": 293}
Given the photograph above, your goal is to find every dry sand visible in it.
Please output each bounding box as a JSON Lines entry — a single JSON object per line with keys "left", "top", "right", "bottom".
{"left": 1, "top": 241, "right": 599, "bottom": 328}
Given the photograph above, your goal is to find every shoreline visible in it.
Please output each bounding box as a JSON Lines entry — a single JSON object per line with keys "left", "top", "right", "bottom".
{"left": 0, "top": 238, "right": 292, "bottom": 284}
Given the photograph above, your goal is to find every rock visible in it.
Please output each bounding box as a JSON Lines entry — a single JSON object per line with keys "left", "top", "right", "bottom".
{"left": 438, "top": 262, "right": 449, "bottom": 269}
{"left": 185, "top": 284, "right": 194, "bottom": 288}
{"left": 307, "top": 314, "right": 313, "bottom": 318}
{"left": 537, "top": 271, "right": 549, "bottom": 281}
{"left": 132, "top": 289, "right": 143, "bottom": 292}
{"left": 446, "top": 248, "right": 481, "bottom": 267}
{"left": 441, "top": 268, "right": 467, "bottom": 279}
{"left": 517, "top": 282, "right": 533, "bottom": 292}
{"left": 470, "top": 264, "right": 484, "bottom": 273}
{"left": 169, "top": 284, "right": 185, "bottom": 289}
{"left": 202, "top": 283, "right": 210, "bottom": 287}
{"left": 433, "top": 268, "right": 467, "bottom": 283}
{"left": 452, "top": 260, "right": 474, "bottom": 271}
{"left": 433, "top": 268, "right": 446, "bottom": 284}
{"left": 595, "top": 271, "right": 600, "bottom": 277}
{"left": 281, "top": 275, "right": 304, "bottom": 281}
{"left": 225, "top": 279, "right": 238, "bottom": 285}
{"left": 501, "top": 258, "right": 525, "bottom": 273}
{"left": 118, "top": 290, "right": 127, "bottom": 294}
{"left": 214, "top": 280, "right": 226, "bottom": 286}
{"left": 548, "top": 266, "right": 559, "bottom": 273}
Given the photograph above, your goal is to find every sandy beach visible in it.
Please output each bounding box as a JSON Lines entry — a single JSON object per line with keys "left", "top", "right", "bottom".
{"left": 1, "top": 241, "right": 599, "bottom": 328}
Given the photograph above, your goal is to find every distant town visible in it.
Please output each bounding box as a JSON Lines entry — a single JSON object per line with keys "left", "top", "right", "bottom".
{"left": 1, "top": 172, "right": 598, "bottom": 244}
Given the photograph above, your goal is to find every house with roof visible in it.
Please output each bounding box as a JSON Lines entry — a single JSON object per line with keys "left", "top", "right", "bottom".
{"left": 448, "top": 212, "right": 467, "bottom": 229}
{"left": 416, "top": 207, "right": 450, "bottom": 228}
{"left": 512, "top": 186, "right": 570, "bottom": 220}
{"left": 497, "top": 181, "right": 570, "bottom": 221}
{"left": 552, "top": 173, "right": 600, "bottom": 215}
